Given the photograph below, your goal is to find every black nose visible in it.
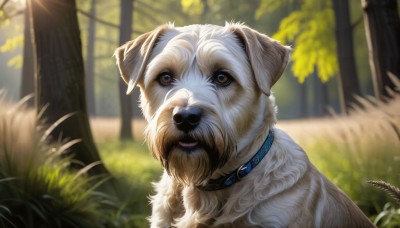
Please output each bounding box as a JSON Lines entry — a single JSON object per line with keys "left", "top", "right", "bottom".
{"left": 172, "top": 107, "right": 203, "bottom": 132}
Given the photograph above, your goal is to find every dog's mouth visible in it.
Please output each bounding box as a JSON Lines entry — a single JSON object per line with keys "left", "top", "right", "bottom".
{"left": 177, "top": 135, "right": 200, "bottom": 151}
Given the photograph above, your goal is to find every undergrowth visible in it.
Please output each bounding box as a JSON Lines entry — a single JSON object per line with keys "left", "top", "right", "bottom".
{"left": 0, "top": 94, "right": 115, "bottom": 227}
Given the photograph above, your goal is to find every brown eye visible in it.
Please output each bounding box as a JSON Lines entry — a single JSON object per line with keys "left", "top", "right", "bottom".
{"left": 212, "top": 71, "right": 233, "bottom": 87}
{"left": 157, "top": 72, "right": 175, "bottom": 86}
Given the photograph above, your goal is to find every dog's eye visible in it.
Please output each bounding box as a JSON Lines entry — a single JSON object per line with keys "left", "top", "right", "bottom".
{"left": 212, "top": 71, "right": 233, "bottom": 87}
{"left": 157, "top": 72, "right": 175, "bottom": 86}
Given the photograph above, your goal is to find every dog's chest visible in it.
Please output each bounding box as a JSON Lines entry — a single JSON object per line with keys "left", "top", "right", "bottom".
{"left": 175, "top": 188, "right": 265, "bottom": 227}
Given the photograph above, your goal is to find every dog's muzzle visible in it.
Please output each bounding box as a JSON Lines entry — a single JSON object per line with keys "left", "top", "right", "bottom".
{"left": 172, "top": 106, "right": 204, "bottom": 150}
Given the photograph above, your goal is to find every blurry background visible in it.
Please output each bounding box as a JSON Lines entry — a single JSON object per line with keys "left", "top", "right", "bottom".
{"left": 0, "top": 0, "right": 383, "bottom": 119}
{"left": 0, "top": 0, "right": 399, "bottom": 227}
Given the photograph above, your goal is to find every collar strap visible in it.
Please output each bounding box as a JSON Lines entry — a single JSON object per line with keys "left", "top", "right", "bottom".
{"left": 197, "top": 129, "right": 274, "bottom": 191}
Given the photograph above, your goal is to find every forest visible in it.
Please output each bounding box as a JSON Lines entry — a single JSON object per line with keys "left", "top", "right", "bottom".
{"left": 0, "top": 0, "right": 399, "bottom": 227}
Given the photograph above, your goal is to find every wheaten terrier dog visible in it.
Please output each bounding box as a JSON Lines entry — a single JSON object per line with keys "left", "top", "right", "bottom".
{"left": 115, "top": 23, "right": 375, "bottom": 227}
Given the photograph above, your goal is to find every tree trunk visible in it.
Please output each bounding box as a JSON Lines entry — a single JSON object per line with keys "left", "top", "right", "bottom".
{"left": 20, "top": 3, "right": 34, "bottom": 107}
{"left": 361, "top": 0, "right": 400, "bottom": 100}
{"left": 299, "top": 80, "right": 308, "bottom": 118}
{"left": 333, "top": 0, "right": 361, "bottom": 113}
{"left": 118, "top": 0, "right": 134, "bottom": 140}
{"left": 30, "top": 0, "right": 108, "bottom": 174}
{"left": 85, "top": 0, "right": 96, "bottom": 116}
{"left": 312, "top": 70, "right": 329, "bottom": 117}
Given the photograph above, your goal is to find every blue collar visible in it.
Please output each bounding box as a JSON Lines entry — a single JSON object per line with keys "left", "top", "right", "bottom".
{"left": 197, "top": 129, "right": 274, "bottom": 191}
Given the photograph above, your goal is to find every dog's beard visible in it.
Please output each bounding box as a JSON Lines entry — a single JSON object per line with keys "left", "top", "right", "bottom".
{"left": 146, "top": 113, "right": 235, "bottom": 185}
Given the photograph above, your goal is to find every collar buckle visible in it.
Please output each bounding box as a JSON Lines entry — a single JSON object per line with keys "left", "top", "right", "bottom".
{"left": 236, "top": 164, "right": 250, "bottom": 180}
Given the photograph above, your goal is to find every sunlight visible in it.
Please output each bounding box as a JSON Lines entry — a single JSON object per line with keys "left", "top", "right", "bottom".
{"left": 0, "top": 0, "right": 24, "bottom": 14}
{"left": 11, "top": 0, "right": 26, "bottom": 7}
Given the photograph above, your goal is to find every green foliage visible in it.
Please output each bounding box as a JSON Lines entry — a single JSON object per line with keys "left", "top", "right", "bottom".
{"left": 0, "top": 158, "right": 112, "bottom": 227}
{"left": 180, "top": 0, "right": 204, "bottom": 16}
{"left": 260, "top": 0, "right": 338, "bottom": 83}
{"left": 0, "top": 9, "right": 11, "bottom": 26}
{"left": 372, "top": 203, "right": 400, "bottom": 228}
{"left": 256, "top": 0, "right": 295, "bottom": 19}
{"left": 5, "top": 54, "right": 22, "bottom": 68}
{"left": 0, "top": 26, "right": 23, "bottom": 69}
{"left": 368, "top": 181, "right": 400, "bottom": 227}
{"left": 0, "top": 35, "right": 23, "bottom": 53}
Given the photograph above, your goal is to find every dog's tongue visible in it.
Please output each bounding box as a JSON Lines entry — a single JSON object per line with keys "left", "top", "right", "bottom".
{"left": 178, "top": 138, "right": 198, "bottom": 149}
{"left": 178, "top": 141, "right": 198, "bottom": 148}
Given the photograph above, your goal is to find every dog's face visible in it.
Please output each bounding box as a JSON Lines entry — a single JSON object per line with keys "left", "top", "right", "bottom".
{"left": 115, "top": 23, "right": 290, "bottom": 185}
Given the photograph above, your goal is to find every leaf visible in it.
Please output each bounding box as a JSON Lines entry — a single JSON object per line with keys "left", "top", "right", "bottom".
{"left": 0, "top": 35, "right": 23, "bottom": 53}
{"left": 255, "top": 0, "right": 294, "bottom": 19}
{"left": 272, "top": 0, "right": 338, "bottom": 83}
{"left": 180, "top": 0, "right": 204, "bottom": 16}
{"left": 7, "top": 55, "right": 22, "bottom": 69}
{"left": 273, "top": 11, "right": 305, "bottom": 43}
{"left": 0, "top": 177, "right": 18, "bottom": 184}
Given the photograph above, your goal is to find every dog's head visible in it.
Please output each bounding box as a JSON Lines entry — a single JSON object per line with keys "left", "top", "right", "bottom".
{"left": 115, "top": 23, "right": 290, "bottom": 185}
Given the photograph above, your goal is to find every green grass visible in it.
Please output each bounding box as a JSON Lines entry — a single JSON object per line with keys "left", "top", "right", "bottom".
{"left": 98, "top": 140, "right": 162, "bottom": 227}
{"left": 0, "top": 128, "right": 114, "bottom": 227}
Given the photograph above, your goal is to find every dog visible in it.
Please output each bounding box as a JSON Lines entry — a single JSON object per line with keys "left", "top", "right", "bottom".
{"left": 115, "top": 23, "right": 375, "bottom": 227}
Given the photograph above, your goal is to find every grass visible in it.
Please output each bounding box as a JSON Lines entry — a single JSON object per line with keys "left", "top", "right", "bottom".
{"left": 0, "top": 95, "right": 116, "bottom": 227}
{"left": 277, "top": 83, "right": 400, "bottom": 226}
{"left": 98, "top": 140, "right": 162, "bottom": 227}
{"left": 306, "top": 127, "right": 399, "bottom": 215}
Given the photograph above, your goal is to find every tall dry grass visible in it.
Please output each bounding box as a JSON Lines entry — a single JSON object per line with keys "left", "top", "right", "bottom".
{"left": 0, "top": 93, "right": 116, "bottom": 227}
{"left": 0, "top": 95, "right": 39, "bottom": 174}
{"left": 278, "top": 80, "right": 400, "bottom": 224}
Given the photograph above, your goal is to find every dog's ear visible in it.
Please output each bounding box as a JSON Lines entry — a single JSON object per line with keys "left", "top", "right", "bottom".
{"left": 114, "top": 24, "right": 169, "bottom": 94}
{"left": 228, "top": 24, "right": 291, "bottom": 96}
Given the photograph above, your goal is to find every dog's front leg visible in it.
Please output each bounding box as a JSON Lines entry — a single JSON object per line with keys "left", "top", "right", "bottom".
{"left": 149, "top": 171, "right": 184, "bottom": 228}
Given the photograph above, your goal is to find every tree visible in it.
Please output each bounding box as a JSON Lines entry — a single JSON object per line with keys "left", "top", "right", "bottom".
{"left": 30, "top": 0, "right": 108, "bottom": 174}
{"left": 299, "top": 80, "right": 308, "bottom": 118}
{"left": 267, "top": 0, "right": 337, "bottom": 84}
{"left": 20, "top": 4, "right": 34, "bottom": 107}
{"left": 312, "top": 68, "right": 329, "bottom": 116}
{"left": 260, "top": 0, "right": 362, "bottom": 114}
{"left": 333, "top": 0, "right": 361, "bottom": 112}
{"left": 270, "top": 0, "right": 337, "bottom": 115}
{"left": 361, "top": 0, "right": 400, "bottom": 100}
{"left": 118, "top": 0, "right": 134, "bottom": 140}
{"left": 85, "top": 0, "right": 96, "bottom": 116}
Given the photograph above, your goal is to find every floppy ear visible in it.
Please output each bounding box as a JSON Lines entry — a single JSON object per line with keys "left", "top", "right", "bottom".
{"left": 228, "top": 23, "right": 291, "bottom": 96}
{"left": 114, "top": 24, "right": 169, "bottom": 94}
